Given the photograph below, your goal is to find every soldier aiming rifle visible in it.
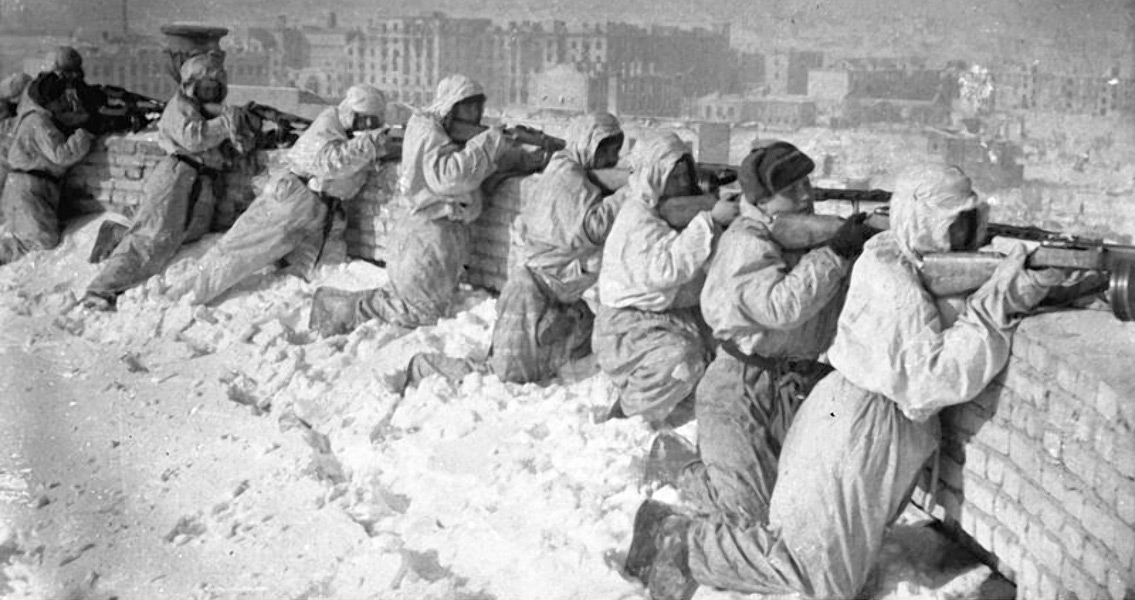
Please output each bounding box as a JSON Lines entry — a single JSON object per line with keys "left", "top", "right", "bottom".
{"left": 772, "top": 190, "right": 1135, "bottom": 321}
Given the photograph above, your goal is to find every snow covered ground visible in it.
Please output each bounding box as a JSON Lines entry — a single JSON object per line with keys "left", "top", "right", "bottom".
{"left": 0, "top": 214, "right": 1015, "bottom": 600}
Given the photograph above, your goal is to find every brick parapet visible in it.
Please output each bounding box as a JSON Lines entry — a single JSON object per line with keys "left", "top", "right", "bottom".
{"left": 913, "top": 311, "right": 1135, "bottom": 599}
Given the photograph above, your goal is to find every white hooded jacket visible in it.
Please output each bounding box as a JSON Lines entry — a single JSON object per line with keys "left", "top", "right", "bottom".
{"left": 287, "top": 85, "right": 389, "bottom": 201}
{"left": 598, "top": 132, "right": 717, "bottom": 311}
{"left": 398, "top": 75, "right": 504, "bottom": 224}
{"left": 513, "top": 111, "right": 623, "bottom": 303}
{"left": 826, "top": 163, "right": 1060, "bottom": 422}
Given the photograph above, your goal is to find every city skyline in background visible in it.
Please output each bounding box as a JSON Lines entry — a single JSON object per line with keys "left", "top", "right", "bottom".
{"left": 0, "top": 0, "right": 1132, "bottom": 74}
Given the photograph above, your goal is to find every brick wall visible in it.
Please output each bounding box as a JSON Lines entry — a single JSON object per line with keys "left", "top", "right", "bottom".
{"left": 911, "top": 311, "right": 1135, "bottom": 599}
{"left": 66, "top": 133, "right": 1135, "bottom": 598}
{"left": 61, "top": 133, "right": 400, "bottom": 263}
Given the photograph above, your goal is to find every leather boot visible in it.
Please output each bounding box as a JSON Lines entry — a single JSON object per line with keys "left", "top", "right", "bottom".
{"left": 642, "top": 431, "right": 700, "bottom": 492}
{"left": 624, "top": 500, "right": 698, "bottom": 600}
{"left": 309, "top": 287, "right": 366, "bottom": 337}
{"left": 88, "top": 220, "right": 128, "bottom": 264}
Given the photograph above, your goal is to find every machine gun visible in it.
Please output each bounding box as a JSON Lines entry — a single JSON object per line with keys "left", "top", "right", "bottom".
{"left": 90, "top": 84, "right": 166, "bottom": 134}
{"left": 769, "top": 201, "right": 1135, "bottom": 321}
{"left": 242, "top": 101, "right": 312, "bottom": 149}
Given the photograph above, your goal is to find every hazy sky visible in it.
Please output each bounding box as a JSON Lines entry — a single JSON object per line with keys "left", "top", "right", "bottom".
{"left": 3, "top": 0, "right": 1132, "bottom": 72}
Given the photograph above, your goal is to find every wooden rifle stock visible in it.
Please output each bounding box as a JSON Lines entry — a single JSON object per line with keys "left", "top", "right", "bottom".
{"left": 448, "top": 119, "right": 565, "bottom": 152}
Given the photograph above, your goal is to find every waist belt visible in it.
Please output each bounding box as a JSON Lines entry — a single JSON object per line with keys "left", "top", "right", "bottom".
{"left": 11, "top": 168, "right": 61, "bottom": 185}
{"left": 173, "top": 153, "right": 220, "bottom": 178}
{"left": 720, "top": 340, "right": 826, "bottom": 375}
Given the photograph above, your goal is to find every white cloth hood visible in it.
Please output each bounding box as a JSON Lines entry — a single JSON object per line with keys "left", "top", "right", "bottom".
{"left": 421, "top": 75, "right": 484, "bottom": 121}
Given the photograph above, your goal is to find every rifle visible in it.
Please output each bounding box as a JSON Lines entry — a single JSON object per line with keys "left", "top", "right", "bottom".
{"left": 243, "top": 101, "right": 312, "bottom": 149}
{"left": 380, "top": 124, "right": 404, "bottom": 164}
{"left": 71, "top": 84, "right": 165, "bottom": 134}
{"left": 770, "top": 206, "right": 1135, "bottom": 321}
{"left": 587, "top": 162, "right": 743, "bottom": 224}
{"left": 448, "top": 119, "right": 566, "bottom": 153}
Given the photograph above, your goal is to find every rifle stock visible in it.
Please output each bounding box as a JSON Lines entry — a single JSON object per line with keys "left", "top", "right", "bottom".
{"left": 448, "top": 120, "right": 565, "bottom": 153}
{"left": 657, "top": 194, "right": 720, "bottom": 228}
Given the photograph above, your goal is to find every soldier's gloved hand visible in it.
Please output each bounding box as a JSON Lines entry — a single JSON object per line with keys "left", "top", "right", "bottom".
{"left": 221, "top": 105, "right": 257, "bottom": 154}
{"left": 829, "top": 212, "right": 879, "bottom": 259}
{"left": 72, "top": 127, "right": 95, "bottom": 144}
{"left": 710, "top": 196, "right": 740, "bottom": 227}
{"left": 973, "top": 243, "right": 1069, "bottom": 326}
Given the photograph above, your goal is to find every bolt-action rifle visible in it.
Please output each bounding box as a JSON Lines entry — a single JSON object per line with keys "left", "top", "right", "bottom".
{"left": 771, "top": 189, "right": 1135, "bottom": 321}
{"left": 447, "top": 119, "right": 566, "bottom": 154}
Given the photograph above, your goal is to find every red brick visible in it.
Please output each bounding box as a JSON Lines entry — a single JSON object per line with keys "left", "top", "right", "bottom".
{"left": 1106, "top": 383, "right": 1135, "bottom": 430}
{"left": 960, "top": 503, "right": 978, "bottom": 538}
{"left": 1094, "top": 380, "right": 1119, "bottom": 421}
{"left": 1019, "top": 480, "right": 1046, "bottom": 516}
{"left": 1024, "top": 409, "right": 1043, "bottom": 440}
{"left": 993, "top": 525, "right": 1023, "bottom": 569}
{"left": 1061, "top": 521, "right": 1086, "bottom": 563}
{"left": 974, "top": 512, "right": 994, "bottom": 551}
{"left": 1055, "top": 359, "right": 1079, "bottom": 394}
{"left": 985, "top": 451, "right": 1007, "bottom": 486}
{"left": 1037, "top": 529, "right": 1065, "bottom": 572}
{"left": 994, "top": 494, "right": 1028, "bottom": 535}
{"left": 964, "top": 444, "right": 987, "bottom": 478}
{"left": 1082, "top": 502, "right": 1132, "bottom": 561}
{"left": 1107, "top": 569, "right": 1131, "bottom": 600}
{"left": 1093, "top": 465, "right": 1119, "bottom": 511}
{"left": 107, "top": 138, "right": 136, "bottom": 153}
{"left": 1018, "top": 555, "right": 1040, "bottom": 595}
{"left": 1072, "top": 410, "right": 1099, "bottom": 445}
{"left": 1060, "top": 443, "right": 1096, "bottom": 490}
{"left": 1117, "top": 478, "right": 1135, "bottom": 526}
{"left": 1062, "top": 558, "right": 1105, "bottom": 600}
{"left": 1038, "top": 570, "right": 1063, "bottom": 599}
{"left": 976, "top": 421, "right": 1011, "bottom": 455}
{"left": 1115, "top": 434, "right": 1135, "bottom": 479}
{"left": 1038, "top": 430, "right": 1060, "bottom": 464}
{"left": 1046, "top": 393, "right": 1080, "bottom": 437}
{"left": 1081, "top": 540, "right": 1112, "bottom": 584}
{"left": 1002, "top": 465, "right": 1023, "bottom": 505}
{"left": 964, "top": 478, "right": 997, "bottom": 517}
{"left": 1095, "top": 429, "right": 1117, "bottom": 464}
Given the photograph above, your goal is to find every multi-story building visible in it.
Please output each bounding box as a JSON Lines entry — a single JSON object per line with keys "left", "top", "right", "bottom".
{"left": 737, "top": 51, "right": 766, "bottom": 93}
{"left": 527, "top": 63, "right": 598, "bottom": 114}
{"left": 52, "top": 42, "right": 270, "bottom": 102}
{"left": 294, "top": 12, "right": 732, "bottom": 115}
{"left": 0, "top": 32, "right": 81, "bottom": 75}
{"left": 690, "top": 93, "right": 817, "bottom": 129}
{"left": 246, "top": 17, "right": 311, "bottom": 88}
{"left": 764, "top": 49, "right": 823, "bottom": 96}
{"left": 303, "top": 18, "right": 351, "bottom": 99}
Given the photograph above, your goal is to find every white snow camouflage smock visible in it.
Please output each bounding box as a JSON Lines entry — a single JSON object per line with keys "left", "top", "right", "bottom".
{"left": 593, "top": 132, "right": 719, "bottom": 422}
{"left": 183, "top": 86, "right": 391, "bottom": 305}
{"left": 687, "top": 163, "right": 1064, "bottom": 599}
{"left": 489, "top": 111, "right": 623, "bottom": 383}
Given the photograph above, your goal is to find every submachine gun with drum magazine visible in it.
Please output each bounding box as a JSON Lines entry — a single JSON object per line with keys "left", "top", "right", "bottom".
{"left": 774, "top": 189, "right": 1135, "bottom": 322}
